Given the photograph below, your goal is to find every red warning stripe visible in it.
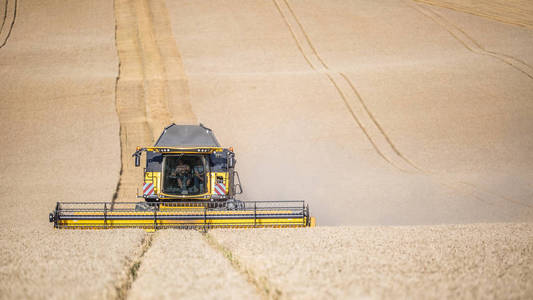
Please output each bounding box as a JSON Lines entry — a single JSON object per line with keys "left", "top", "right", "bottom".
{"left": 143, "top": 183, "right": 154, "bottom": 195}
{"left": 214, "top": 183, "right": 226, "bottom": 195}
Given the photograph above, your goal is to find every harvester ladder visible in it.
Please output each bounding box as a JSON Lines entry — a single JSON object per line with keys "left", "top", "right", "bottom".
{"left": 143, "top": 168, "right": 159, "bottom": 196}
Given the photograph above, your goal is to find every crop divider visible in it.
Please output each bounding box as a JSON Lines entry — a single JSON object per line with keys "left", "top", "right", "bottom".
{"left": 54, "top": 202, "right": 60, "bottom": 228}
{"left": 302, "top": 202, "right": 305, "bottom": 226}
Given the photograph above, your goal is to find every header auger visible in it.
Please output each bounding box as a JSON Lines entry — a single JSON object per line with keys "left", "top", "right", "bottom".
{"left": 49, "top": 124, "right": 315, "bottom": 230}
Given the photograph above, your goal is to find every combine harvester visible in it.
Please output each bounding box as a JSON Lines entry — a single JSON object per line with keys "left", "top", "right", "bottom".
{"left": 49, "top": 124, "right": 315, "bottom": 230}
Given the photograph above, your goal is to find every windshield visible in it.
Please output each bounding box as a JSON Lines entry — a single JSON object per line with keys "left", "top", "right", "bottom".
{"left": 162, "top": 155, "right": 206, "bottom": 195}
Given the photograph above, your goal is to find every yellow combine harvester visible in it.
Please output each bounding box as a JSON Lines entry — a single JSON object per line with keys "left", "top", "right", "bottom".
{"left": 49, "top": 124, "right": 315, "bottom": 230}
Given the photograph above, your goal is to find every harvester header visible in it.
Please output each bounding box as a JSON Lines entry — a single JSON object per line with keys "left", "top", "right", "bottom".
{"left": 49, "top": 124, "right": 315, "bottom": 230}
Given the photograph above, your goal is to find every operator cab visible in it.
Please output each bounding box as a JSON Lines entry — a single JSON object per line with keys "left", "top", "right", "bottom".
{"left": 162, "top": 155, "right": 207, "bottom": 195}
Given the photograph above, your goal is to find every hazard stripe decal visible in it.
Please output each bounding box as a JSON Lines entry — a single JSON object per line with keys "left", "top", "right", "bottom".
{"left": 214, "top": 183, "right": 226, "bottom": 195}
{"left": 214, "top": 186, "right": 223, "bottom": 195}
{"left": 143, "top": 183, "right": 155, "bottom": 195}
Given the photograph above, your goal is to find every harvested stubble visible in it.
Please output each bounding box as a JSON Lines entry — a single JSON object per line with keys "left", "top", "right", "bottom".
{"left": 414, "top": 0, "right": 533, "bottom": 29}
{"left": 166, "top": 0, "right": 533, "bottom": 226}
{"left": 424, "top": 2, "right": 533, "bottom": 68}
{"left": 0, "top": 228, "right": 145, "bottom": 300}
{"left": 211, "top": 223, "right": 533, "bottom": 299}
{"left": 128, "top": 230, "right": 260, "bottom": 300}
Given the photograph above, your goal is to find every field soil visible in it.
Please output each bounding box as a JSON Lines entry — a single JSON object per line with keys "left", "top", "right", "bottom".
{"left": 1, "top": 0, "right": 532, "bottom": 299}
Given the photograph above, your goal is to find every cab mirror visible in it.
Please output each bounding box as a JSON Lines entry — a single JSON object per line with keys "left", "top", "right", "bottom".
{"left": 228, "top": 155, "right": 235, "bottom": 168}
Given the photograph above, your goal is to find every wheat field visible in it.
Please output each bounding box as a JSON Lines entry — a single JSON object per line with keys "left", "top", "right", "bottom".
{"left": 211, "top": 224, "right": 533, "bottom": 299}
{"left": 1, "top": 0, "right": 532, "bottom": 298}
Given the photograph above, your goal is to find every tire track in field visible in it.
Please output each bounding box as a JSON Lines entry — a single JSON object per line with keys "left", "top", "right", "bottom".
{"left": 405, "top": 1, "right": 533, "bottom": 213}
{"left": 0, "top": 0, "right": 17, "bottom": 49}
{"left": 113, "top": 0, "right": 196, "bottom": 204}
{"left": 272, "top": 0, "right": 419, "bottom": 173}
{"left": 273, "top": 0, "right": 533, "bottom": 214}
{"left": 204, "top": 232, "right": 273, "bottom": 299}
{"left": 409, "top": 2, "right": 533, "bottom": 80}
{"left": 413, "top": 0, "right": 533, "bottom": 30}
{"left": 0, "top": 0, "right": 8, "bottom": 34}
{"left": 113, "top": 3, "right": 260, "bottom": 297}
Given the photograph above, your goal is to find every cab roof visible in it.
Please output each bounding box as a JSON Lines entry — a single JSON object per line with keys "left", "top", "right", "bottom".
{"left": 154, "top": 124, "right": 221, "bottom": 148}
